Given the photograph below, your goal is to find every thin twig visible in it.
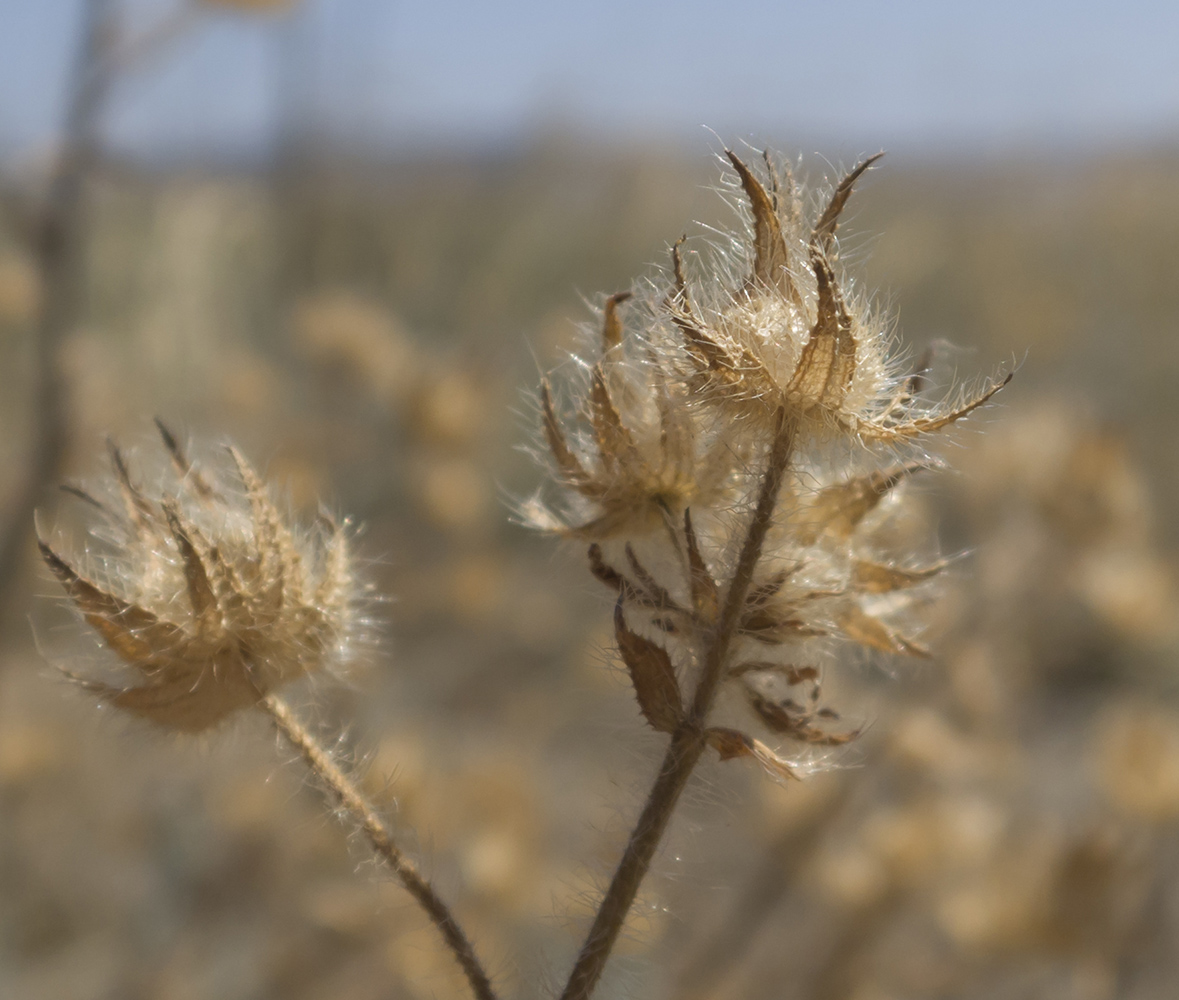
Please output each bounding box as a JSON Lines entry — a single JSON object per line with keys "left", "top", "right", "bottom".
{"left": 260, "top": 693, "right": 498, "bottom": 1000}
{"left": 559, "top": 410, "right": 796, "bottom": 1000}
{"left": 0, "top": 0, "right": 113, "bottom": 631}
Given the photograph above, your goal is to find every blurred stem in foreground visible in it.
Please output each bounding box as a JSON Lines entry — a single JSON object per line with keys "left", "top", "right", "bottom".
{"left": 0, "top": 0, "right": 114, "bottom": 632}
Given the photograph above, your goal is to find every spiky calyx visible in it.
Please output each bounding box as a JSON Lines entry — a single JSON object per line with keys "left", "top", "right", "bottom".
{"left": 40, "top": 424, "right": 360, "bottom": 732}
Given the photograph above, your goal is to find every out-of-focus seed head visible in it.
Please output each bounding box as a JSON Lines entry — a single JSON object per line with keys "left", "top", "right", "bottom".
{"left": 40, "top": 424, "right": 361, "bottom": 732}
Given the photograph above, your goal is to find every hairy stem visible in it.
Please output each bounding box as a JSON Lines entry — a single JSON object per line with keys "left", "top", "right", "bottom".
{"left": 690, "top": 411, "right": 795, "bottom": 722}
{"left": 559, "top": 410, "right": 795, "bottom": 1000}
{"left": 261, "top": 694, "right": 498, "bottom": 1000}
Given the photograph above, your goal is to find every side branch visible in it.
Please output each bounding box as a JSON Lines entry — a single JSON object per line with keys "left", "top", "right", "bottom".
{"left": 559, "top": 410, "right": 796, "bottom": 1000}
{"left": 261, "top": 694, "right": 498, "bottom": 1000}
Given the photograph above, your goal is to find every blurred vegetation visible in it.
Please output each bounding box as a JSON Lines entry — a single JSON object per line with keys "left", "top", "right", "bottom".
{"left": 1, "top": 137, "right": 1178, "bottom": 999}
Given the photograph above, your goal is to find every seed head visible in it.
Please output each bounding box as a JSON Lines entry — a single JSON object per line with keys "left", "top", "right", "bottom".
{"left": 530, "top": 147, "right": 1010, "bottom": 781}
{"left": 39, "top": 424, "right": 360, "bottom": 732}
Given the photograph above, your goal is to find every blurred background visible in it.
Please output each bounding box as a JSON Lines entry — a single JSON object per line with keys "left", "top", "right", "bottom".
{"left": 1, "top": 1, "right": 1178, "bottom": 998}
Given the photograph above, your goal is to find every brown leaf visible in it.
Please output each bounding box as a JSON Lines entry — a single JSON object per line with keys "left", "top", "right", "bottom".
{"left": 669, "top": 235, "right": 692, "bottom": 311}
{"left": 539, "top": 381, "right": 593, "bottom": 489}
{"left": 683, "top": 509, "right": 718, "bottom": 622}
{"left": 161, "top": 502, "right": 217, "bottom": 622}
{"left": 857, "top": 371, "right": 1013, "bottom": 442}
{"left": 38, "top": 539, "right": 181, "bottom": 667}
{"left": 601, "top": 291, "right": 632, "bottom": 352}
{"left": 747, "top": 692, "right": 859, "bottom": 746}
{"left": 739, "top": 605, "right": 827, "bottom": 644}
{"left": 589, "top": 365, "right": 640, "bottom": 469}
{"left": 786, "top": 251, "right": 856, "bottom": 411}
{"left": 230, "top": 445, "right": 294, "bottom": 613}
{"left": 107, "top": 438, "right": 155, "bottom": 533}
{"left": 796, "top": 460, "right": 932, "bottom": 544}
{"left": 674, "top": 314, "right": 744, "bottom": 384}
{"left": 615, "top": 601, "right": 682, "bottom": 733}
{"left": 706, "top": 727, "right": 799, "bottom": 781}
{"left": 811, "top": 153, "right": 885, "bottom": 253}
{"left": 727, "top": 149, "right": 792, "bottom": 296}
{"left": 588, "top": 543, "right": 624, "bottom": 591}
{"left": 624, "top": 544, "right": 680, "bottom": 611}
{"left": 852, "top": 559, "right": 945, "bottom": 593}
{"left": 837, "top": 603, "right": 930, "bottom": 658}
{"left": 744, "top": 568, "right": 792, "bottom": 610}
{"left": 155, "top": 419, "right": 217, "bottom": 501}
{"left": 59, "top": 483, "right": 109, "bottom": 513}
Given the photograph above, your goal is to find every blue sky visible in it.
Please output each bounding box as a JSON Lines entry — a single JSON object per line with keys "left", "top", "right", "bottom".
{"left": 2, "top": 0, "right": 1178, "bottom": 163}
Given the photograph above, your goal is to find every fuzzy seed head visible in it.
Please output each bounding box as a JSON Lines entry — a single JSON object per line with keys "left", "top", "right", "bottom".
{"left": 40, "top": 427, "right": 361, "bottom": 732}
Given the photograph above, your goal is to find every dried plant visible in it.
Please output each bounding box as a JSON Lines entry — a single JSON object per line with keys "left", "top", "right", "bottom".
{"left": 527, "top": 147, "right": 1008, "bottom": 999}
{"left": 38, "top": 424, "right": 497, "bottom": 1000}
{"left": 36, "top": 147, "right": 1011, "bottom": 1000}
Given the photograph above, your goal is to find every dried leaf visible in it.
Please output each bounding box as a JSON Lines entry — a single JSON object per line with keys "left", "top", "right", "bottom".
{"left": 588, "top": 543, "right": 624, "bottom": 591}
{"left": 43, "top": 437, "right": 359, "bottom": 732}
{"left": 669, "top": 235, "right": 692, "bottom": 311}
{"left": 107, "top": 438, "right": 155, "bottom": 532}
{"left": 589, "top": 365, "right": 640, "bottom": 469}
{"left": 39, "top": 540, "right": 182, "bottom": 667}
{"left": 797, "top": 460, "right": 931, "bottom": 544}
{"left": 601, "top": 291, "right": 632, "bottom": 352}
{"left": 747, "top": 691, "right": 859, "bottom": 746}
{"left": 857, "top": 371, "right": 1013, "bottom": 442}
{"left": 744, "top": 568, "right": 792, "bottom": 610}
{"left": 706, "top": 727, "right": 799, "bottom": 781}
{"left": 727, "top": 149, "right": 791, "bottom": 296}
{"left": 161, "top": 502, "right": 217, "bottom": 622}
{"left": 230, "top": 445, "right": 294, "bottom": 614}
{"left": 615, "top": 601, "right": 682, "bottom": 733}
{"left": 675, "top": 314, "right": 744, "bottom": 384}
{"left": 683, "top": 509, "right": 718, "bottom": 622}
{"left": 624, "top": 544, "right": 680, "bottom": 611}
{"left": 837, "top": 603, "right": 930, "bottom": 658}
{"left": 59, "top": 483, "right": 108, "bottom": 513}
{"left": 812, "top": 153, "right": 885, "bottom": 253}
{"left": 155, "top": 418, "right": 216, "bottom": 500}
{"left": 852, "top": 559, "right": 945, "bottom": 593}
{"left": 540, "top": 381, "right": 593, "bottom": 489}
{"left": 739, "top": 605, "right": 827, "bottom": 644}
{"left": 786, "top": 251, "right": 856, "bottom": 411}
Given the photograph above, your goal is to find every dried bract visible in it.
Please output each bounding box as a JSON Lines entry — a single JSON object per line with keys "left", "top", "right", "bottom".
{"left": 40, "top": 426, "right": 360, "bottom": 732}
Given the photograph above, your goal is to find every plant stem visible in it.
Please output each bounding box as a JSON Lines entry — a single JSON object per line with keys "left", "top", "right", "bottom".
{"left": 0, "top": 0, "right": 112, "bottom": 632}
{"left": 558, "top": 410, "right": 795, "bottom": 1000}
{"left": 261, "top": 693, "right": 498, "bottom": 1000}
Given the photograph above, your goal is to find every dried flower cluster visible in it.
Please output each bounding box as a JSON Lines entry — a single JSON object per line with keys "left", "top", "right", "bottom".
{"left": 39, "top": 423, "right": 359, "bottom": 732}
{"left": 529, "top": 148, "right": 1010, "bottom": 781}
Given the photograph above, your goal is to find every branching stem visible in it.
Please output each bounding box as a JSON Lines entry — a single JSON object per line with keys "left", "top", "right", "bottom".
{"left": 260, "top": 693, "right": 498, "bottom": 1000}
{"left": 559, "top": 410, "right": 796, "bottom": 1000}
